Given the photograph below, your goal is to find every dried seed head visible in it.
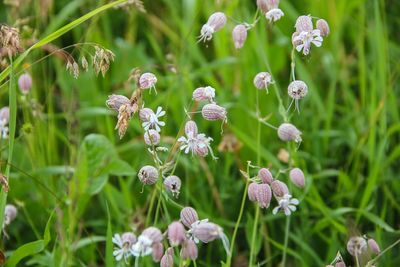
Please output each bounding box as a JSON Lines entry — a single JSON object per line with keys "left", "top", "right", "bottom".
{"left": 139, "top": 72, "right": 157, "bottom": 90}
{"left": 121, "top": 232, "right": 137, "bottom": 245}
{"left": 192, "top": 86, "right": 216, "bottom": 102}
{"left": 0, "top": 25, "right": 22, "bottom": 57}
{"left": 160, "top": 248, "right": 174, "bottom": 267}
{"left": 266, "top": 8, "right": 284, "bottom": 23}
{"left": 93, "top": 46, "right": 115, "bottom": 77}
{"left": 295, "top": 15, "right": 313, "bottom": 33}
{"left": 184, "top": 120, "right": 198, "bottom": 136}
{"left": 4, "top": 204, "right": 17, "bottom": 225}
{"left": 167, "top": 221, "right": 186, "bottom": 246}
{"left": 232, "top": 24, "right": 248, "bottom": 49}
{"left": 106, "top": 94, "right": 131, "bottom": 112}
{"left": 316, "top": 19, "right": 330, "bottom": 37}
{"left": 289, "top": 168, "right": 305, "bottom": 188}
{"left": 288, "top": 80, "right": 308, "bottom": 100}
{"left": 139, "top": 108, "right": 155, "bottom": 122}
{"left": 199, "top": 12, "right": 227, "bottom": 42}
{"left": 346, "top": 236, "right": 367, "bottom": 257}
{"left": 152, "top": 242, "right": 164, "bottom": 262}
{"left": 271, "top": 180, "right": 289, "bottom": 198}
{"left": 142, "top": 226, "right": 163, "bottom": 243}
{"left": 277, "top": 123, "right": 302, "bottom": 143}
{"left": 81, "top": 56, "right": 89, "bottom": 72}
{"left": 180, "top": 207, "right": 199, "bottom": 228}
{"left": 253, "top": 72, "right": 273, "bottom": 92}
{"left": 367, "top": 238, "right": 380, "bottom": 254}
{"left": 138, "top": 165, "right": 159, "bottom": 185}
{"left": 116, "top": 104, "right": 136, "bottom": 139}
{"left": 0, "top": 107, "right": 9, "bottom": 125}
{"left": 258, "top": 168, "right": 273, "bottom": 184}
{"left": 18, "top": 73, "right": 32, "bottom": 94}
{"left": 248, "top": 182, "right": 259, "bottom": 202}
{"left": 144, "top": 129, "right": 161, "bottom": 146}
{"left": 181, "top": 239, "right": 198, "bottom": 260}
{"left": 256, "top": 183, "right": 272, "bottom": 208}
{"left": 164, "top": 175, "right": 181, "bottom": 197}
{"left": 201, "top": 103, "right": 227, "bottom": 122}
{"left": 191, "top": 221, "right": 222, "bottom": 243}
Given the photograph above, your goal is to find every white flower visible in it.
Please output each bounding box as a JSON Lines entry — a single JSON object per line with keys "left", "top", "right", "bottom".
{"left": 266, "top": 8, "right": 284, "bottom": 23}
{"left": 293, "top": 30, "right": 323, "bottom": 55}
{"left": 112, "top": 234, "right": 133, "bottom": 262}
{"left": 199, "top": 24, "right": 215, "bottom": 42}
{"left": 142, "top": 106, "right": 166, "bottom": 132}
{"left": 178, "top": 132, "right": 213, "bottom": 158}
{"left": 178, "top": 131, "right": 198, "bottom": 154}
{"left": 131, "top": 234, "right": 153, "bottom": 257}
{"left": 272, "top": 194, "right": 299, "bottom": 216}
{"left": 203, "top": 86, "right": 216, "bottom": 102}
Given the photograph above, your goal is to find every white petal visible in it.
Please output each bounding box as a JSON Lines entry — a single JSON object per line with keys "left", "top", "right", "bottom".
{"left": 284, "top": 208, "right": 291, "bottom": 216}
{"left": 290, "top": 198, "right": 299, "bottom": 205}
{"left": 288, "top": 205, "right": 297, "bottom": 212}
{"left": 272, "top": 207, "right": 279, "bottom": 215}
{"left": 158, "top": 121, "right": 165, "bottom": 126}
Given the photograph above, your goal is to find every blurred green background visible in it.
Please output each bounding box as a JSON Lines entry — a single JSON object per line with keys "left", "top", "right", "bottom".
{"left": 0, "top": 0, "right": 399, "bottom": 266}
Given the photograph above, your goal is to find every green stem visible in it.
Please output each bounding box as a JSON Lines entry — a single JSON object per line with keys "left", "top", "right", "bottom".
{"left": 281, "top": 216, "right": 291, "bottom": 266}
{"left": 366, "top": 238, "right": 400, "bottom": 266}
{"left": 0, "top": 56, "right": 17, "bottom": 239}
{"left": 249, "top": 206, "right": 260, "bottom": 266}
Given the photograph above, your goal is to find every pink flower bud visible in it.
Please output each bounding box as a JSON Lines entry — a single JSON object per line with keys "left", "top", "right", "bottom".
{"left": 160, "top": 248, "right": 174, "bottom": 267}
{"left": 206, "top": 12, "right": 227, "bottom": 32}
{"left": 0, "top": 106, "right": 10, "bottom": 125}
{"left": 257, "top": 0, "right": 279, "bottom": 13}
{"left": 180, "top": 207, "right": 199, "bottom": 228}
{"left": 368, "top": 238, "right": 380, "bottom": 254}
{"left": 191, "top": 221, "right": 221, "bottom": 243}
{"left": 121, "top": 232, "right": 137, "bottom": 245}
{"left": 184, "top": 120, "right": 198, "bottom": 136}
{"left": 232, "top": 24, "right": 247, "bottom": 49}
{"left": 164, "top": 175, "right": 181, "bottom": 197}
{"left": 139, "top": 108, "right": 155, "bottom": 122}
{"left": 253, "top": 72, "right": 273, "bottom": 92}
{"left": 106, "top": 94, "right": 131, "bottom": 112}
{"left": 346, "top": 236, "right": 367, "bottom": 257}
{"left": 288, "top": 80, "right": 308, "bottom": 100}
{"left": 258, "top": 168, "right": 273, "bottom": 184}
{"left": 194, "top": 141, "right": 209, "bottom": 157}
{"left": 335, "top": 262, "right": 346, "bottom": 267}
{"left": 192, "top": 86, "right": 215, "bottom": 102}
{"left": 152, "top": 242, "right": 164, "bottom": 262}
{"left": 316, "top": 19, "right": 330, "bottom": 37}
{"left": 181, "top": 239, "right": 198, "bottom": 260}
{"left": 295, "top": 15, "right": 313, "bottom": 33}
{"left": 167, "top": 221, "right": 186, "bottom": 246}
{"left": 142, "top": 226, "right": 163, "bottom": 243}
{"left": 201, "top": 103, "right": 227, "bottom": 122}
{"left": 144, "top": 129, "right": 161, "bottom": 146}
{"left": 289, "top": 168, "right": 305, "bottom": 188}
{"left": 271, "top": 180, "right": 289, "bottom": 198}
{"left": 248, "top": 182, "right": 259, "bottom": 202}
{"left": 139, "top": 72, "right": 157, "bottom": 90}
{"left": 277, "top": 123, "right": 302, "bottom": 143}
{"left": 138, "top": 165, "right": 159, "bottom": 185}
{"left": 256, "top": 183, "right": 272, "bottom": 208}
{"left": 18, "top": 73, "right": 32, "bottom": 94}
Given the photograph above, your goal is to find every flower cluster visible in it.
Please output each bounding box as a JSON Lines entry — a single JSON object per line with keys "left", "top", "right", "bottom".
{"left": 113, "top": 207, "right": 228, "bottom": 265}
{"left": 247, "top": 167, "right": 303, "bottom": 216}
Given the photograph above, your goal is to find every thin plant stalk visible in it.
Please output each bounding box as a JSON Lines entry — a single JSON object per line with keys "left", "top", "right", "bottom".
{"left": 281, "top": 210, "right": 291, "bottom": 266}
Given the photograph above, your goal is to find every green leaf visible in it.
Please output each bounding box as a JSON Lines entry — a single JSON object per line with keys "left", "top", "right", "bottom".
{"left": 106, "top": 203, "right": 113, "bottom": 267}
{"left": 88, "top": 175, "right": 109, "bottom": 195}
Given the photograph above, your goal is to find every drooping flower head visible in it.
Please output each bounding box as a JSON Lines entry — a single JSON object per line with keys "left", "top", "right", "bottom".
{"left": 272, "top": 194, "right": 299, "bottom": 216}
{"left": 199, "top": 12, "right": 227, "bottom": 42}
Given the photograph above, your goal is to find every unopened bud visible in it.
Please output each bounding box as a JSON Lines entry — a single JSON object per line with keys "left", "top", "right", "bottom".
{"left": 181, "top": 239, "right": 198, "bottom": 260}
{"left": 277, "top": 123, "right": 302, "bottom": 143}
{"left": 180, "top": 207, "right": 199, "bottom": 228}
{"left": 138, "top": 165, "right": 159, "bottom": 185}
{"left": 192, "top": 86, "right": 215, "bottom": 102}
{"left": 142, "top": 226, "right": 163, "bottom": 243}
{"left": 232, "top": 24, "right": 247, "bottom": 49}
{"left": 168, "top": 221, "right": 186, "bottom": 246}
{"left": 295, "top": 15, "right": 313, "bottom": 33}
{"left": 144, "top": 129, "right": 161, "bottom": 146}
{"left": 368, "top": 238, "right": 380, "bottom": 254}
{"left": 18, "top": 73, "right": 32, "bottom": 94}
{"left": 184, "top": 120, "right": 198, "bottom": 136}
{"left": 316, "top": 19, "right": 330, "bottom": 37}
{"left": 289, "top": 168, "right": 305, "bottom": 188}
{"left": 271, "top": 180, "right": 289, "bottom": 198}
{"left": 258, "top": 168, "right": 273, "bottom": 184}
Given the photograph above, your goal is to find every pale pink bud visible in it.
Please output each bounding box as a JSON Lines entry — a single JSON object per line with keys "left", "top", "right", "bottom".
{"left": 180, "top": 207, "right": 199, "bottom": 228}
{"left": 232, "top": 24, "right": 247, "bottom": 49}
{"left": 121, "top": 232, "right": 137, "bottom": 245}
{"left": 271, "top": 180, "right": 289, "bottom": 198}
{"left": 0, "top": 106, "right": 10, "bottom": 125}
{"left": 277, "top": 123, "right": 302, "bottom": 143}
{"left": 139, "top": 108, "right": 155, "bottom": 122}
{"left": 368, "top": 238, "right": 380, "bottom": 254}
{"left": 181, "top": 239, "right": 198, "bottom": 260}
{"left": 335, "top": 262, "right": 346, "bottom": 267}
{"left": 4, "top": 204, "right": 17, "bottom": 225}
{"left": 191, "top": 221, "right": 221, "bottom": 243}
{"left": 142, "top": 226, "right": 163, "bottom": 243}
{"left": 168, "top": 221, "right": 186, "bottom": 246}
{"left": 289, "top": 168, "right": 305, "bottom": 188}
{"left": 106, "top": 94, "right": 130, "bottom": 112}
{"left": 18, "top": 73, "right": 32, "bottom": 94}
{"left": 248, "top": 182, "right": 259, "bottom": 202}
{"left": 139, "top": 72, "right": 157, "bottom": 90}
{"left": 295, "top": 15, "right": 313, "bottom": 33}
{"left": 194, "top": 141, "right": 209, "bottom": 157}
{"left": 160, "top": 248, "right": 174, "bottom": 267}
{"left": 258, "top": 168, "right": 273, "bottom": 184}
{"left": 316, "top": 19, "right": 330, "bottom": 37}
{"left": 152, "top": 242, "right": 164, "bottom": 262}
{"left": 184, "top": 120, "right": 198, "bottom": 136}
{"left": 206, "top": 12, "right": 227, "bottom": 32}
{"left": 201, "top": 103, "right": 227, "bottom": 122}
{"left": 257, "top": 0, "right": 279, "bottom": 13}
{"left": 138, "top": 165, "right": 159, "bottom": 185}
{"left": 253, "top": 72, "right": 273, "bottom": 92}
{"left": 288, "top": 80, "right": 308, "bottom": 100}
{"left": 346, "top": 236, "right": 367, "bottom": 256}
{"left": 192, "top": 86, "right": 215, "bottom": 102}
{"left": 256, "top": 183, "right": 272, "bottom": 208}
{"left": 164, "top": 175, "right": 181, "bottom": 197}
{"left": 144, "top": 129, "right": 161, "bottom": 146}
